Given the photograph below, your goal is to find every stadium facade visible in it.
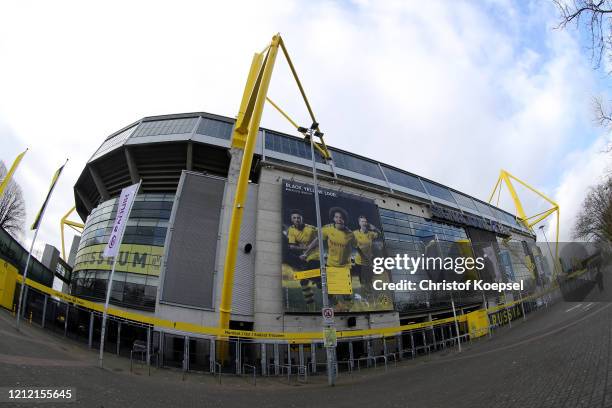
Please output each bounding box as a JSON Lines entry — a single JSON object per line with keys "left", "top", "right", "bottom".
{"left": 71, "top": 112, "right": 548, "bottom": 334}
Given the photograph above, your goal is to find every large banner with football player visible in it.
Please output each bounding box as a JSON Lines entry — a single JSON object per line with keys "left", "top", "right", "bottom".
{"left": 281, "top": 179, "right": 393, "bottom": 312}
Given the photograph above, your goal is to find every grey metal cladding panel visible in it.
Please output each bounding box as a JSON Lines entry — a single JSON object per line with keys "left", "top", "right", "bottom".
{"left": 162, "top": 173, "right": 225, "bottom": 308}
{"left": 191, "top": 134, "right": 231, "bottom": 149}
{"left": 231, "top": 184, "right": 257, "bottom": 316}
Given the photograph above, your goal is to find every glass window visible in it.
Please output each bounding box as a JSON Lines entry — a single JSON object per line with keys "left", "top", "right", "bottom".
{"left": 380, "top": 208, "right": 466, "bottom": 244}
{"left": 379, "top": 208, "right": 395, "bottom": 218}
{"left": 196, "top": 118, "right": 233, "bottom": 139}
{"left": 90, "top": 125, "right": 137, "bottom": 161}
{"left": 265, "top": 131, "right": 325, "bottom": 163}
{"left": 381, "top": 166, "right": 426, "bottom": 193}
{"left": 421, "top": 180, "right": 456, "bottom": 203}
{"left": 396, "top": 233, "right": 414, "bottom": 243}
{"left": 384, "top": 232, "right": 400, "bottom": 241}
{"left": 501, "top": 211, "right": 517, "bottom": 225}
{"left": 132, "top": 118, "right": 198, "bottom": 137}
{"left": 74, "top": 193, "right": 173, "bottom": 310}
{"left": 331, "top": 150, "right": 385, "bottom": 180}
{"left": 451, "top": 191, "right": 478, "bottom": 212}
{"left": 473, "top": 199, "right": 496, "bottom": 218}
{"left": 110, "top": 272, "right": 126, "bottom": 302}
{"left": 489, "top": 206, "right": 509, "bottom": 223}
{"left": 124, "top": 274, "right": 146, "bottom": 306}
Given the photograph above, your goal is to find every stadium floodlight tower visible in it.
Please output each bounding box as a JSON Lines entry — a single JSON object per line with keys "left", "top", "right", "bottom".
{"left": 489, "top": 169, "right": 560, "bottom": 276}
{"left": 218, "top": 34, "right": 335, "bottom": 385}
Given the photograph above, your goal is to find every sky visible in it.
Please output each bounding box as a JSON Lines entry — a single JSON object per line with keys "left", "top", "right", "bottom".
{"left": 1, "top": 0, "right": 611, "bottom": 260}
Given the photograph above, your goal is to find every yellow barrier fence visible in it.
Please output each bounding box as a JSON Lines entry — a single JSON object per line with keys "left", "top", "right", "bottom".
{"left": 14, "top": 274, "right": 558, "bottom": 342}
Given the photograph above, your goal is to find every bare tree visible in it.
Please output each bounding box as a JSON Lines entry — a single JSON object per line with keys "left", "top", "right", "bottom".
{"left": 554, "top": 1, "right": 612, "bottom": 137}
{"left": 554, "top": 0, "right": 612, "bottom": 68}
{"left": 573, "top": 177, "right": 612, "bottom": 242}
{"left": 0, "top": 162, "right": 26, "bottom": 238}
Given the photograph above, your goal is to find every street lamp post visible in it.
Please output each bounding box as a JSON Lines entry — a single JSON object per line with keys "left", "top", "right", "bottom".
{"left": 301, "top": 122, "right": 337, "bottom": 386}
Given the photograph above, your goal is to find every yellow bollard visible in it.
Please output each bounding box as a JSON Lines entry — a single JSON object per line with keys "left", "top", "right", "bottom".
{"left": 29, "top": 311, "right": 33, "bottom": 324}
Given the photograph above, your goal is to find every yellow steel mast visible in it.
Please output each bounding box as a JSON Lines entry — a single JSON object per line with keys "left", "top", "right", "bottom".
{"left": 60, "top": 207, "right": 84, "bottom": 260}
{"left": 218, "top": 34, "right": 330, "bottom": 330}
{"left": 488, "top": 169, "right": 560, "bottom": 275}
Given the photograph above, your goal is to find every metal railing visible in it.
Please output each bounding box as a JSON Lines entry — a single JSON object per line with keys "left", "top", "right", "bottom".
{"left": 8, "top": 279, "right": 563, "bottom": 383}
{"left": 242, "top": 364, "right": 256, "bottom": 386}
{"left": 212, "top": 362, "right": 222, "bottom": 384}
{"left": 296, "top": 364, "right": 308, "bottom": 383}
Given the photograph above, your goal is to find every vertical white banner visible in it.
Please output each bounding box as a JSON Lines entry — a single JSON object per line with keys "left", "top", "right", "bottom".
{"left": 103, "top": 183, "right": 139, "bottom": 258}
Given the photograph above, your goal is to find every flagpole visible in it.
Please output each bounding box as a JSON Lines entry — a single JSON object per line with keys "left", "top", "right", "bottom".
{"left": 16, "top": 158, "right": 67, "bottom": 331}
{"left": 16, "top": 218, "right": 43, "bottom": 330}
{"left": 99, "top": 179, "right": 142, "bottom": 368}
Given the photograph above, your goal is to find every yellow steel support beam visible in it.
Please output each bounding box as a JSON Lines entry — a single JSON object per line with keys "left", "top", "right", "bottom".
{"left": 0, "top": 149, "right": 27, "bottom": 199}
{"left": 507, "top": 171, "right": 559, "bottom": 208}
{"left": 501, "top": 171, "right": 528, "bottom": 222}
{"left": 275, "top": 37, "right": 331, "bottom": 159}
{"left": 266, "top": 96, "right": 299, "bottom": 129}
{"left": 525, "top": 207, "right": 556, "bottom": 221}
{"left": 488, "top": 176, "right": 502, "bottom": 204}
{"left": 266, "top": 96, "right": 329, "bottom": 159}
{"left": 60, "top": 207, "right": 84, "bottom": 260}
{"left": 527, "top": 208, "right": 557, "bottom": 228}
{"left": 220, "top": 34, "right": 281, "bottom": 330}
{"left": 231, "top": 52, "right": 265, "bottom": 149}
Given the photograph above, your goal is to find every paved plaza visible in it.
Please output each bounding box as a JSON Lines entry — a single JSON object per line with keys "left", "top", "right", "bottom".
{"left": 0, "top": 293, "right": 611, "bottom": 408}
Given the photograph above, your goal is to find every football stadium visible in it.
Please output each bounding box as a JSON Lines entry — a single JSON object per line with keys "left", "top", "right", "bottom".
{"left": 24, "top": 109, "right": 551, "bottom": 371}
{"left": 0, "top": 33, "right": 570, "bottom": 379}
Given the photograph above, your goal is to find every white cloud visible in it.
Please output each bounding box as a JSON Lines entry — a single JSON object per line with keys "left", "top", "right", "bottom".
{"left": 0, "top": 0, "right": 609, "bottom": 255}
{"left": 553, "top": 134, "right": 612, "bottom": 241}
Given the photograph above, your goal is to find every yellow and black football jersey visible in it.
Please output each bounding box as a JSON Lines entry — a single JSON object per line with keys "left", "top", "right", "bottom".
{"left": 287, "top": 224, "right": 319, "bottom": 261}
{"left": 353, "top": 229, "right": 379, "bottom": 265}
{"left": 321, "top": 224, "right": 356, "bottom": 267}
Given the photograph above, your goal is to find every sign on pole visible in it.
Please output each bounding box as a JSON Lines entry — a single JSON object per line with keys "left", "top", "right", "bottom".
{"left": 16, "top": 159, "right": 66, "bottom": 330}
{"left": 99, "top": 181, "right": 141, "bottom": 367}
{"left": 324, "top": 327, "right": 337, "bottom": 348}
{"left": 322, "top": 307, "right": 334, "bottom": 325}
{"left": 103, "top": 183, "right": 140, "bottom": 258}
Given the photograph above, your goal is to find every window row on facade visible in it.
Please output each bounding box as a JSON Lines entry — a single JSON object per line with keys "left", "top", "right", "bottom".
{"left": 71, "top": 269, "right": 158, "bottom": 310}
{"left": 89, "top": 114, "right": 523, "bottom": 233}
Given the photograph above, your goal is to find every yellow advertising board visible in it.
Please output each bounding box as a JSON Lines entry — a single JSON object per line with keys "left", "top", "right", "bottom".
{"left": 0, "top": 259, "right": 17, "bottom": 310}
{"left": 73, "top": 244, "right": 163, "bottom": 276}
{"left": 293, "top": 268, "right": 320, "bottom": 280}
{"left": 467, "top": 309, "right": 489, "bottom": 338}
{"left": 293, "top": 267, "right": 353, "bottom": 294}
{"left": 327, "top": 266, "right": 352, "bottom": 295}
